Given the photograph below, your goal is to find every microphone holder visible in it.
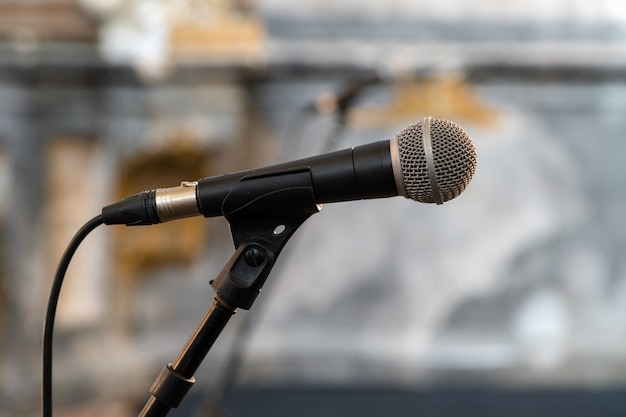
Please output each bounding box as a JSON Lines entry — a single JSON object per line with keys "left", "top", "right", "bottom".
{"left": 137, "top": 168, "right": 321, "bottom": 417}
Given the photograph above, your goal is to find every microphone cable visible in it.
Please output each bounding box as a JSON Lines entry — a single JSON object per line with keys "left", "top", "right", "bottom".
{"left": 40, "top": 85, "right": 360, "bottom": 416}
{"left": 43, "top": 83, "right": 379, "bottom": 417}
{"left": 42, "top": 215, "right": 105, "bottom": 417}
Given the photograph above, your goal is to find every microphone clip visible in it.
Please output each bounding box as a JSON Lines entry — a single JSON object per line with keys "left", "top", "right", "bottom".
{"left": 213, "top": 167, "right": 321, "bottom": 310}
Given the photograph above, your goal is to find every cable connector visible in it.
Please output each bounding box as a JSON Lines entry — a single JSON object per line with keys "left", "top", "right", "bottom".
{"left": 102, "top": 182, "right": 200, "bottom": 226}
{"left": 154, "top": 181, "right": 199, "bottom": 223}
{"left": 102, "top": 190, "right": 160, "bottom": 226}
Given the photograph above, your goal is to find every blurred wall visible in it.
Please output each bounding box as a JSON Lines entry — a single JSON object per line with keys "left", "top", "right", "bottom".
{"left": 0, "top": 1, "right": 625, "bottom": 416}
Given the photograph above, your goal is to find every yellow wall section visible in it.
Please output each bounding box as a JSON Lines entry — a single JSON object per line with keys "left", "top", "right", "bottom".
{"left": 348, "top": 76, "right": 498, "bottom": 129}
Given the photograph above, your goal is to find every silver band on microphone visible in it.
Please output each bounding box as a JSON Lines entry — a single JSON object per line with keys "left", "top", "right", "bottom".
{"left": 389, "top": 137, "right": 407, "bottom": 198}
{"left": 422, "top": 116, "right": 444, "bottom": 205}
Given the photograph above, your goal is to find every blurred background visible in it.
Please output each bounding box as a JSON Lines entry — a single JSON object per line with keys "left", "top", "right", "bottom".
{"left": 1, "top": 0, "right": 626, "bottom": 416}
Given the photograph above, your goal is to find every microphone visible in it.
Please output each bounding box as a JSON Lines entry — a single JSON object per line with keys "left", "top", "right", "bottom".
{"left": 102, "top": 117, "right": 477, "bottom": 226}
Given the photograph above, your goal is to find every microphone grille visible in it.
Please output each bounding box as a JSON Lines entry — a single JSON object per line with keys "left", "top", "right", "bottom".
{"left": 394, "top": 118, "right": 477, "bottom": 204}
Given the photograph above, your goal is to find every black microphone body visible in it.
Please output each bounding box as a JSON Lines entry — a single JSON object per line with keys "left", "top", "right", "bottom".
{"left": 198, "top": 140, "right": 395, "bottom": 217}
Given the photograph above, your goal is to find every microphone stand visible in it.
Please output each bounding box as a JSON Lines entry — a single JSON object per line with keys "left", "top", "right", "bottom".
{"left": 137, "top": 168, "right": 321, "bottom": 417}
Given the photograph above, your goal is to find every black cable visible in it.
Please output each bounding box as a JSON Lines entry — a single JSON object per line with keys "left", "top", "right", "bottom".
{"left": 42, "top": 214, "right": 105, "bottom": 417}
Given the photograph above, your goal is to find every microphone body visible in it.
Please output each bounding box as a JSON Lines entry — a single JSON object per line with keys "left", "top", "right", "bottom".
{"left": 197, "top": 140, "right": 395, "bottom": 218}
{"left": 102, "top": 117, "right": 477, "bottom": 226}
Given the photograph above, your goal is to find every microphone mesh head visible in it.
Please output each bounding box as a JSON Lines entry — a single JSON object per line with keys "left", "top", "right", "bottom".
{"left": 395, "top": 118, "right": 477, "bottom": 203}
